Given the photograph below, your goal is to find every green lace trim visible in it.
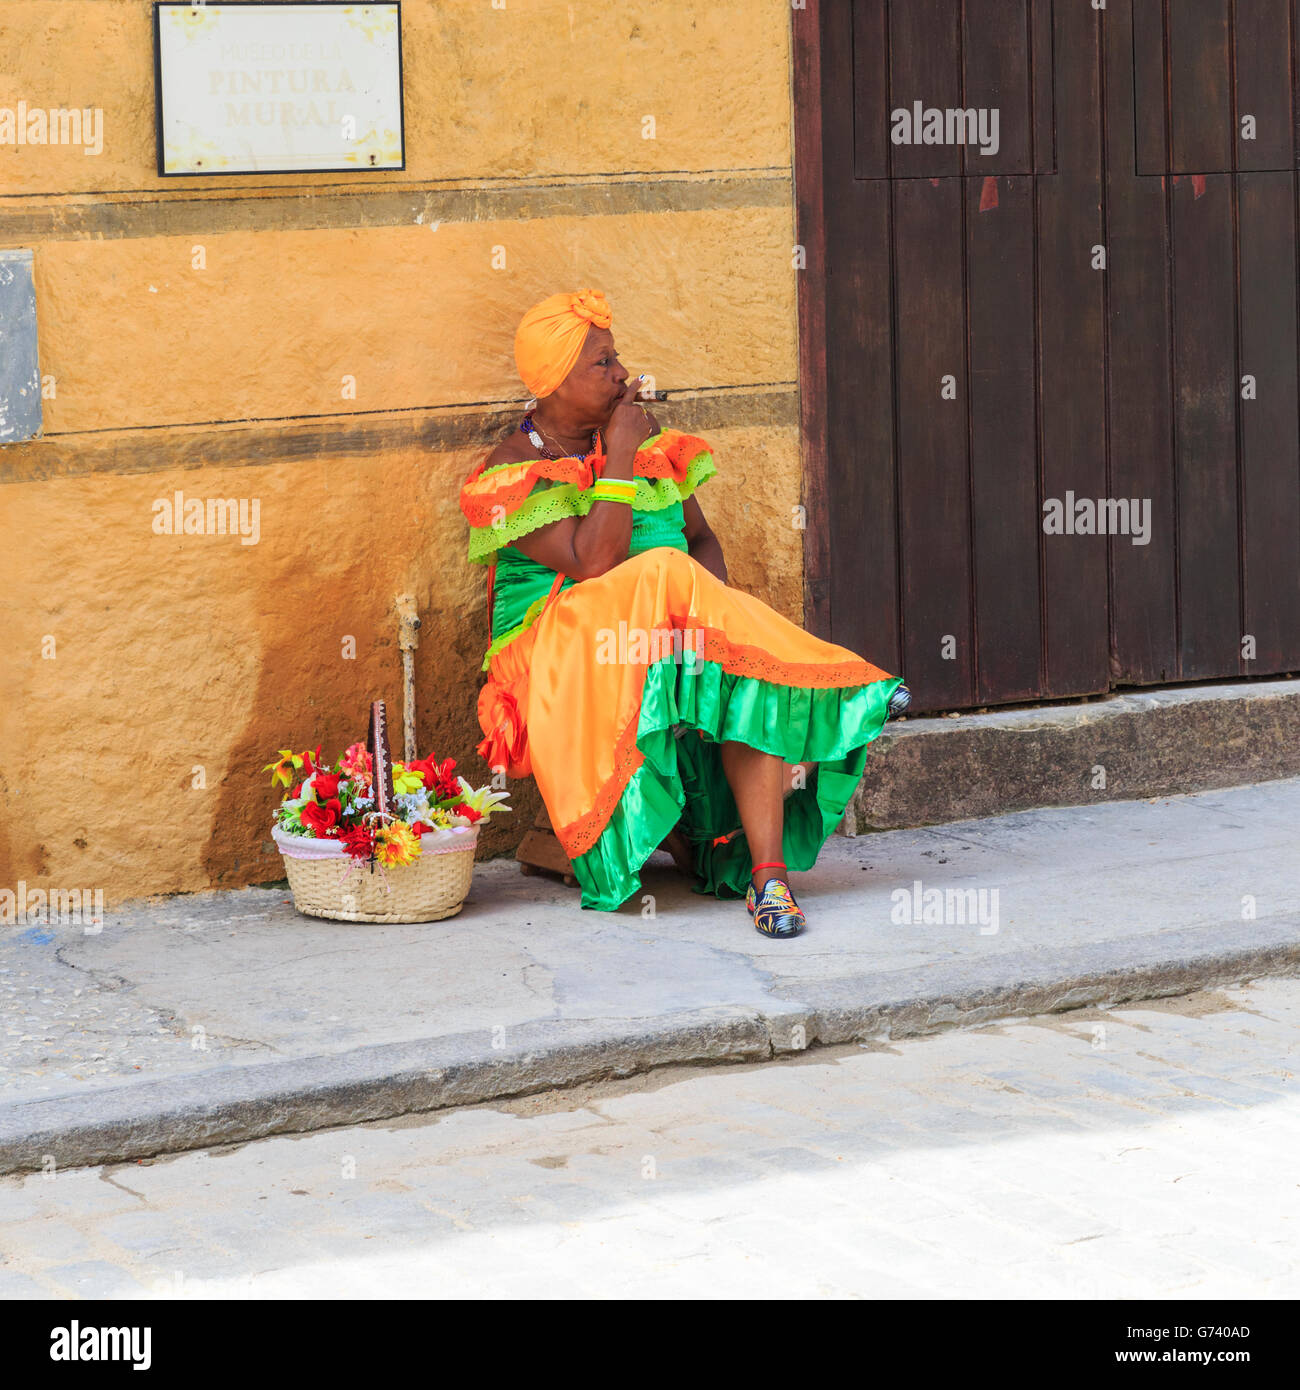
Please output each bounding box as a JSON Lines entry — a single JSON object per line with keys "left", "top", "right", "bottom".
{"left": 480, "top": 587, "right": 570, "bottom": 671}
{"left": 467, "top": 447, "right": 715, "bottom": 565}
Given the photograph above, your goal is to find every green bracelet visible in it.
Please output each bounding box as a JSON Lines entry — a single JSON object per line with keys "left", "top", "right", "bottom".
{"left": 592, "top": 478, "right": 637, "bottom": 505}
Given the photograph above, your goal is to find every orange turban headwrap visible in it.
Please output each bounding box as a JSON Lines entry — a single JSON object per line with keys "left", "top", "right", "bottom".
{"left": 514, "top": 288, "right": 613, "bottom": 398}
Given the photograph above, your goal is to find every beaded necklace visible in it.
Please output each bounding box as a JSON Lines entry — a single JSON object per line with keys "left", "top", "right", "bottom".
{"left": 520, "top": 413, "right": 599, "bottom": 462}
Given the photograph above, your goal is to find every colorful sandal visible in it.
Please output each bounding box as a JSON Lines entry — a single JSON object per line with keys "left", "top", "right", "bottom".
{"left": 886, "top": 684, "right": 912, "bottom": 719}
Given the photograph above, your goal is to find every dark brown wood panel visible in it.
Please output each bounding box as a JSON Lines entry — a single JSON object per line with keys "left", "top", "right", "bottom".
{"left": 893, "top": 177, "right": 974, "bottom": 707}
{"left": 1135, "top": 0, "right": 1296, "bottom": 174}
{"left": 1237, "top": 171, "right": 1300, "bottom": 672}
{"left": 1171, "top": 172, "right": 1241, "bottom": 678}
{"left": 966, "top": 173, "right": 1041, "bottom": 703}
{"left": 1037, "top": 0, "right": 1109, "bottom": 700}
{"left": 1105, "top": 0, "right": 1178, "bottom": 687}
{"left": 856, "top": 1, "right": 1042, "bottom": 181}
{"left": 1031, "top": 0, "right": 1057, "bottom": 175}
{"left": 1170, "top": 0, "right": 1234, "bottom": 174}
{"left": 887, "top": 0, "right": 963, "bottom": 179}
{"left": 1234, "top": 0, "right": 1296, "bottom": 172}
{"left": 961, "top": 0, "right": 1033, "bottom": 176}
{"left": 1131, "top": 0, "right": 1169, "bottom": 175}
{"left": 824, "top": 0, "right": 901, "bottom": 670}
{"left": 826, "top": 178, "right": 901, "bottom": 671}
{"left": 792, "top": 0, "right": 832, "bottom": 640}
{"left": 852, "top": 0, "right": 889, "bottom": 181}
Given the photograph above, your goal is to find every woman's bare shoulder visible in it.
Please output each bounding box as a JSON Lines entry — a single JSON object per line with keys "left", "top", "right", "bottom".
{"left": 483, "top": 427, "right": 536, "bottom": 470}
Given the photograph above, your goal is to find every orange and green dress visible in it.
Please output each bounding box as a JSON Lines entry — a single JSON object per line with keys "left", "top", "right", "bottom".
{"left": 459, "top": 428, "right": 903, "bottom": 911}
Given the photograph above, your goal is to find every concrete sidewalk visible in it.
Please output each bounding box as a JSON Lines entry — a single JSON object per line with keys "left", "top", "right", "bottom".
{"left": 3, "top": 779, "right": 1299, "bottom": 1175}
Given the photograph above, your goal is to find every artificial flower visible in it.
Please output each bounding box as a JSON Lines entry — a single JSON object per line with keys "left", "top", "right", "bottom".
{"left": 408, "top": 755, "right": 460, "bottom": 800}
{"left": 312, "top": 771, "right": 342, "bottom": 801}
{"left": 375, "top": 820, "right": 420, "bottom": 867}
{"left": 340, "top": 743, "right": 373, "bottom": 785}
{"left": 455, "top": 776, "right": 512, "bottom": 821}
{"left": 338, "top": 825, "right": 377, "bottom": 860}
{"left": 391, "top": 762, "right": 424, "bottom": 796}
{"left": 301, "top": 797, "right": 341, "bottom": 836}
{"left": 263, "top": 748, "right": 304, "bottom": 788}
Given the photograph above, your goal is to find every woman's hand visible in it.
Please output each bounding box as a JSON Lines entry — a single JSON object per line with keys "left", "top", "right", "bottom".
{"left": 603, "top": 377, "right": 655, "bottom": 467}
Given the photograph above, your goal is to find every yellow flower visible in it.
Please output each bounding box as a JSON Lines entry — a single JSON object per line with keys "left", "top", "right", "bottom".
{"left": 375, "top": 821, "right": 420, "bottom": 868}
{"left": 262, "top": 748, "right": 303, "bottom": 788}
{"left": 391, "top": 763, "right": 423, "bottom": 795}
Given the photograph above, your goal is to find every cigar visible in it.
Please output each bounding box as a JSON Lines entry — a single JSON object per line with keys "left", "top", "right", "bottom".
{"left": 640, "top": 389, "right": 670, "bottom": 401}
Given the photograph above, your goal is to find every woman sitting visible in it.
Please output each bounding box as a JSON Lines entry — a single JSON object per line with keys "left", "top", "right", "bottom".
{"left": 460, "top": 288, "right": 908, "bottom": 937}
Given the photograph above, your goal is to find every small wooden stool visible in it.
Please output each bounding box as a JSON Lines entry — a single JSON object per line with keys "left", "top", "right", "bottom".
{"left": 516, "top": 805, "right": 578, "bottom": 887}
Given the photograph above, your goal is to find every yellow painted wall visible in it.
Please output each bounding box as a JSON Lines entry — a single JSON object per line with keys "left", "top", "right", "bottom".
{"left": 0, "top": 0, "right": 803, "bottom": 903}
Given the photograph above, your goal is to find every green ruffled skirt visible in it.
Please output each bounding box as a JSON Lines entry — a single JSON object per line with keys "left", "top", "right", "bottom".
{"left": 572, "top": 653, "right": 902, "bottom": 909}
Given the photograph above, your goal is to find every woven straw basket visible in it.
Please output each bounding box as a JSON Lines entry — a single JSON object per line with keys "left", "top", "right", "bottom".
{"left": 273, "top": 824, "right": 478, "bottom": 923}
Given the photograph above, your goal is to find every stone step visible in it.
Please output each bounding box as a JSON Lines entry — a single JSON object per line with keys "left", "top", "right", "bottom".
{"left": 846, "top": 677, "right": 1300, "bottom": 833}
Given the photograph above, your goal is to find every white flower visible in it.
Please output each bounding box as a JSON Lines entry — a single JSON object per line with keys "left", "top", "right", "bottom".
{"left": 395, "top": 790, "right": 430, "bottom": 817}
{"left": 455, "top": 776, "right": 512, "bottom": 821}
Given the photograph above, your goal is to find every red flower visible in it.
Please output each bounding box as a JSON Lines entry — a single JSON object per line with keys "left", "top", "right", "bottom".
{"left": 457, "top": 804, "right": 483, "bottom": 824}
{"left": 410, "top": 821, "right": 427, "bottom": 838}
{"left": 301, "top": 798, "right": 341, "bottom": 836}
{"left": 339, "top": 825, "right": 376, "bottom": 860}
{"left": 312, "top": 772, "right": 342, "bottom": 800}
{"left": 408, "top": 755, "right": 459, "bottom": 799}
{"left": 301, "top": 743, "right": 326, "bottom": 778}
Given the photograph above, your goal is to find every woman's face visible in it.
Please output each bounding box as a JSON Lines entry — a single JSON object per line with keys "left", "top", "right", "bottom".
{"left": 549, "top": 326, "right": 628, "bottom": 423}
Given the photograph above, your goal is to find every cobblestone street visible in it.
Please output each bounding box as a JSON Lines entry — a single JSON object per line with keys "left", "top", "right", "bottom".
{"left": 1, "top": 978, "right": 1296, "bottom": 1299}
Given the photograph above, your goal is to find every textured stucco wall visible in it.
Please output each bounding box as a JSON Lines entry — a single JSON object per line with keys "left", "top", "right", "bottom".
{"left": 0, "top": 0, "right": 802, "bottom": 902}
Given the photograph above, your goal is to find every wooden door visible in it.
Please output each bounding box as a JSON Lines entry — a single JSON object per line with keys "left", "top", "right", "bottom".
{"left": 807, "top": 0, "right": 1300, "bottom": 713}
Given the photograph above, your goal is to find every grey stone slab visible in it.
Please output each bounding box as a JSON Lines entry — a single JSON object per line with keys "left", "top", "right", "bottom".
{"left": 0, "top": 249, "right": 41, "bottom": 444}
{"left": 0, "top": 1269, "right": 51, "bottom": 1298}
{"left": 94, "top": 1210, "right": 193, "bottom": 1259}
{"left": 0, "top": 1217, "right": 96, "bottom": 1264}
{"left": 42, "top": 1260, "right": 146, "bottom": 1297}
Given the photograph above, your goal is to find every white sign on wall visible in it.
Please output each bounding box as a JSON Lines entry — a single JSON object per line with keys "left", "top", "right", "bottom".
{"left": 153, "top": 2, "right": 404, "bottom": 176}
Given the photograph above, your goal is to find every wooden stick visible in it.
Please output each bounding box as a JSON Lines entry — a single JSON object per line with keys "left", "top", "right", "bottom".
{"left": 369, "top": 700, "right": 395, "bottom": 819}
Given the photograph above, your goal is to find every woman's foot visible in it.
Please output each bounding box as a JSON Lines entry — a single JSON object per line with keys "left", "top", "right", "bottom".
{"left": 660, "top": 824, "right": 696, "bottom": 877}
{"left": 745, "top": 865, "right": 805, "bottom": 938}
